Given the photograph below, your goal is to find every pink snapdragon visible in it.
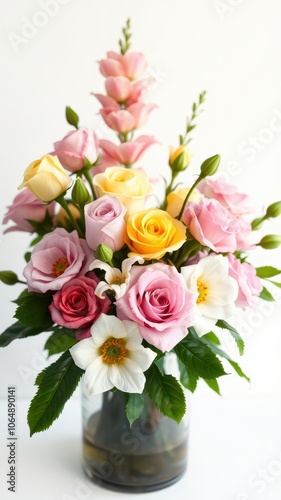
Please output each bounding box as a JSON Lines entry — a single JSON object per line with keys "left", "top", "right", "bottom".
{"left": 53, "top": 129, "right": 99, "bottom": 172}
{"left": 3, "top": 189, "right": 55, "bottom": 234}
{"left": 99, "top": 135, "right": 157, "bottom": 166}
{"left": 99, "top": 102, "right": 156, "bottom": 133}
{"left": 99, "top": 51, "right": 147, "bottom": 80}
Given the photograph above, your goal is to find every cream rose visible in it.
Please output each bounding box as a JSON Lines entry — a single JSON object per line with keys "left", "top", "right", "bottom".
{"left": 166, "top": 186, "right": 203, "bottom": 218}
{"left": 125, "top": 207, "right": 187, "bottom": 260}
{"left": 18, "top": 154, "right": 71, "bottom": 202}
{"left": 92, "top": 166, "right": 153, "bottom": 214}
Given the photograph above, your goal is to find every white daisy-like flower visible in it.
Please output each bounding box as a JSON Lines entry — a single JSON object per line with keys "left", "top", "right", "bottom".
{"left": 89, "top": 255, "right": 144, "bottom": 299}
{"left": 69, "top": 313, "right": 156, "bottom": 395}
{"left": 181, "top": 254, "right": 238, "bottom": 336}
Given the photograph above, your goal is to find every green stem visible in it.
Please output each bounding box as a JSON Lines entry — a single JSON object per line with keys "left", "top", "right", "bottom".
{"left": 83, "top": 169, "right": 96, "bottom": 201}
{"left": 176, "top": 175, "right": 202, "bottom": 220}
{"left": 56, "top": 195, "right": 84, "bottom": 237}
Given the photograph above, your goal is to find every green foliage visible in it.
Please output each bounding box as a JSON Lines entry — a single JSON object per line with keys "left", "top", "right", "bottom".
{"left": 44, "top": 329, "right": 78, "bottom": 357}
{"left": 259, "top": 287, "right": 275, "bottom": 301}
{"left": 216, "top": 319, "right": 245, "bottom": 355}
{"left": 126, "top": 393, "right": 146, "bottom": 427}
{"left": 14, "top": 292, "right": 53, "bottom": 328}
{"left": 0, "top": 322, "right": 49, "bottom": 347}
{"left": 28, "top": 351, "right": 83, "bottom": 436}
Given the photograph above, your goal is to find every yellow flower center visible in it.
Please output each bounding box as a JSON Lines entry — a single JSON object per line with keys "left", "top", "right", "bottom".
{"left": 101, "top": 338, "right": 127, "bottom": 364}
{"left": 52, "top": 257, "right": 69, "bottom": 277}
{"left": 197, "top": 279, "right": 208, "bottom": 304}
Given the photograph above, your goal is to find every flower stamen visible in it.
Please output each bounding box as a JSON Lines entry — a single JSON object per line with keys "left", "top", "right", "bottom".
{"left": 197, "top": 279, "right": 208, "bottom": 304}
{"left": 101, "top": 338, "right": 127, "bottom": 364}
{"left": 52, "top": 257, "right": 69, "bottom": 276}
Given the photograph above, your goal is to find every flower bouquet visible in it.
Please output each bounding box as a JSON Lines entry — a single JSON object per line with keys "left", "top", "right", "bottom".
{"left": 1, "top": 18, "right": 281, "bottom": 492}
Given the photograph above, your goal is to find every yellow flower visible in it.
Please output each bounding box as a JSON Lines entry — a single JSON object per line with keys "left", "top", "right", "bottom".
{"left": 18, "top": 154, "right": 71, "bottom": 202}
{"left": 92, "top": 166, "right": 154, "bottom": 215}
{"left": 53, "top": 202, "right": 81, "bottom": 228}
{"left": 169, "top": 145, "right": 190, "bottom": 172}
{"left": 166, "top": 186, "right": 203, "bottom": 218}
{"left": 125, "top": 207, "right": 187, "bottom": 260}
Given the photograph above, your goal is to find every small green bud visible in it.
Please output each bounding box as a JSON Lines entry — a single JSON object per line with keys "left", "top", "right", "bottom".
{"left": 266, "top": 201, "right": 281, "bottom": 219}
{"left": 96, "top": 244, "right": 114, "bottom": 264}
{"left": 258, "top": 234, "right": 281, "bottom": 249}
{"left": 169, "top": 146, "right": 190, "bottom": 173}
{"left": 72, "top": 178, "right": 90, "bottom": 206}
{"left": 200, "top": 154, "right": 221, "bottom": 178}
{"left": 0, "top": 271, "right": 20, "bottom": 285}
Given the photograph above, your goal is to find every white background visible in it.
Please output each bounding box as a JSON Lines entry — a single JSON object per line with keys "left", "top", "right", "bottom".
{"left": 0, "top": 0, "right": 281, "bottom": 499}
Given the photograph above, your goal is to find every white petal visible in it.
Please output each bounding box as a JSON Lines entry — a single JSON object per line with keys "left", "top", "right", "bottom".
{"left": 85, "top": 357, "right": 114, "bottom": 395}
{"left": 94, "top": 281, "right": 111, "bottom": 298}
{"left": 129, "top": 345, "right": 157, "bottom": 371}
{"left": 122, "top": 256, "right": 144, "bottom": 278}
{"left": 89, "top": 259, "right": 111, "bottom": 273}
{"left": 108, "top": 359, "right": 146, "bottom": 393}
{"left": 69, "top": 338, "right": 98, "bottom": 370}
{"left": 90, "top": 313, "right": 127, "bottom": 345}
{"left": 112, "top": 283, "right": 127, "bottom": 299}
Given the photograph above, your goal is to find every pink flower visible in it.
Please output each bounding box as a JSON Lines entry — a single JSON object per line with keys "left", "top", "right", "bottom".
{"left": 53, "top": 129, "right": 99, "bottom": 173}
{"left": 116, "top": 263, "right": 195, "bottom": 352}
{"left": 85, "top": 195, "right": 127, "bottom": 251}
{"left": 49, "top": 272, "right": 111, "bottom": 339}
{"left": 2, "top": 189, "right": 55, "bottom": 234}
{"left": 99, "top": 135, "right": 157, "bottom": 166}
{"left": 235, "top": 216, "right": 253, "bottom": 251}
{"left": 23, "top": 228, "right": 93, "bottom": 293}
{"left": 227, "top": 254, "right": 262, "bottom": 308}
{"left": 99, "top": 51, "right": 147, "bottom": 80}
{"left": 183, "top": 198, "right": 238, "bottom": 253}
{"left": 199, "top": 177, "right": 253, "bottom": 215}
{"left": 100, "top": 102, "right": 157, "bottom": 133}
{"left": 105, "top": 76, "right": 132, "bottom": 102}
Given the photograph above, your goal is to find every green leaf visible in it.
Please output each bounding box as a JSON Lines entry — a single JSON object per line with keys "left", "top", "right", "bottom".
{"left": 0, "top": 322, "right": 48, "bottom": 347}
{"left": 178, "top": 359, "right": 198, "bottom": 392}
{"left": 204, "top": 378, "right": 221, "bottom": 395}
{"left": 65, "top": 106, "right": 79, "bottom": 128}
{"left": 44, "top": 329, "right": 77, "bottom": 357}
{"left": 126, "top": 393, "right": 146, "bottom": 427}
{"left": 259, "top": 286, "right": 275, "bottom": 301}
{"left": 145, "top": 364, "right": 186, "bottom": 423}
{"left": 269, "top": 280, "right": 281, "bottom": 288}
{"left": 203, "top": 331, "right": 220, "bottom": 345}
{"left": 216, "top": 319, "right": 244, "bottom": 356}
{"left": 175, "top": 336, "right": 226, "bottom": 380}
{"left": 256, "top": 266, "right": 281, "bottom": 278}
{"left": 14, "top": 292, "right": 53, "bottom": 328}
{"left": 200, "top": 337, "right": 250, "bottom": 382}
{"left": 28, "top": 351, "right": 83, "bottom": 436}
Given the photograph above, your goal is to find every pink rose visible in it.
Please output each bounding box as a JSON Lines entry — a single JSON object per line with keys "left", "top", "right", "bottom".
{"left": 99, "top": 135, "right": 157, "bottom": 167}
{"left": 116, "top": 263, "right": 195, "bottom": 352}
{"left": 227, "top": 254, "right": 262, "bottom": 308}
{"left": 85, "top": 195, "right": 126, "bottom": 251}
{"left": 183, "top": 198, "right": 238, "bottom": 253}
{"left": 235, "top": 216, "right": 253, "bottom": 251}
{"left": 2, "top": 189, "right": 55, "bottom": 234}
{"left": 99, "top": 51, "right": 147, "bottom": 80}
{"left": 199, "top": 177, "right": 253, "bottom": 215}
{"left": 23, "top": 228, "right": 93, "bottom": 293}
{"left": 49, "top": 272, "right": 111, "bottom": 339}
{"left": 53, "top": 129, "right": 99, "bottom": 172}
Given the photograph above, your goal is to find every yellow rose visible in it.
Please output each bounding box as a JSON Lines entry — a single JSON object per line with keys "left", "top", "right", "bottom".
{"left": 53, "top": 202, "right": 81, "bottom": 228}
{"left": 125, "top": 207, "right": 187, "bottom": 260}
{"left": 92, "top": 166, "right": 154, "bottom": 214}
{"left": 166, "top": 187, "right": 203, "bottom": 218}
{"left": 169, "top": 145, "right": 190, "bottom": 172}
{"left": 18, "top": 154, "right": 70, "bottom": 202}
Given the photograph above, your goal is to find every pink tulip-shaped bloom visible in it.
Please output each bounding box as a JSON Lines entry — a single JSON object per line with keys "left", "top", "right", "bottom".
{"left": 227, "top": 254, "right": 262, "bottom": 308}
{"left": 183, "top": 198, "right": 238, "bottom": 253}
{"left": 99, "top": 51, "right": 147, "bottom": 80}
{"left": 49, "top": 272, "right": 111, "bottom": 339}
{"left": 2, "top": 189, "right": 55, "bottom": 234}
{"left": 23, "top": 228, "right": 93, "bottom": 293}
{"left": 116, "top": 263, "right": 196, "bottom": 352}
{"left": 105, "top": 76, "right": 133, "bottom": 102}
{"left": 85, "top": 195, "right": 127, "bottom": 252}
{"left": 199, "top": 177, "right": 253, "bottom": 215}
{"left": 53, "top": 129, "right": 99, "bottom": 173}
{"left": 99, "top": 135, "right": 157, "bottom": 166}
{"left": 100, "top": 102, "right": 157, "bottom": 133}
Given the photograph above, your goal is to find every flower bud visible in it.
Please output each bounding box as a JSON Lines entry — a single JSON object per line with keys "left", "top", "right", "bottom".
{"left": 53, "top": 203, "right": 80, "bottom": 228}
{"left": 258, "top": 234, "right": 281, "bottom": 249}
{"left": 266, "top": 201, "right": 281, "bottom": 219}
{"left": 0, "top": 271, "right": 20, "bottom": 285}
{"left": 200, "top": 154, "right": 221, "bottom": 178}
{"left": 95, "top": 244, "right": 114, "bottom": 264}
{"left": 72, "top": 178, "right": 91, "bottom": 206}
{"left": 169, "top": 146, "right": 190, "bottom": 172}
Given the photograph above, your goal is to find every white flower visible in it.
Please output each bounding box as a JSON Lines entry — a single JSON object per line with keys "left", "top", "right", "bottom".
{"left": 181, "top": 254, "right": 238, "bottom": 336}
{"left": 89, "top": 255, "right": 144, "bottom": 299}
{"left": 69, "top": 313, "right": 156, "bottom": 395}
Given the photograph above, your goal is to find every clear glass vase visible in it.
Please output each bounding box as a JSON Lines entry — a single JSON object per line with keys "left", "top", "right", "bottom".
{"left": 81, "top": 379, "right": 190, "bottom": 492}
